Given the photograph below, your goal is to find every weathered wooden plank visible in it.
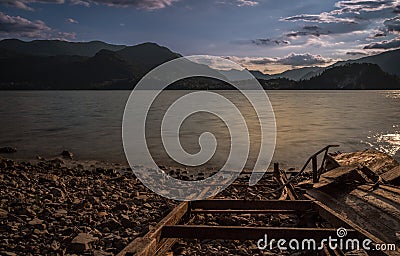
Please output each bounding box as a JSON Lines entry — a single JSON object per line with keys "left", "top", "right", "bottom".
{"left": 306, "top": 192, "right": 386, "bottom": 243}
{"left": 117, "top": 202, "right": 188, "bottom": 256}
{"left": 381, "top": 166, "right": 400, "bottom": 184}
{"left": 190, "top": 200, "right": 313, "bottom": 211}
{"left": 306, "top": 192, "right": 393, "bottom": 256}
{"left": 357, "top": 185, "right": 400, "bottom": 205}
{"left": 190, "top": 209, "right": 298, "bottom": 214}
{"left": 161, "top": 225, "right": 356, "bottom": 241}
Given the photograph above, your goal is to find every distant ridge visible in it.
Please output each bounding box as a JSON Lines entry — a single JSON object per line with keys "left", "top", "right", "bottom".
{"left": 253, "top": 48, "right": 400, "bottom": 81}
{"left": 269, "top": 66, "right": 322, "bottom": 81}
{"left": 0, "top": 39, "right": 399, "bottom": 90}
{"left": 116, "top": 42, "right": 181, "bottom": 70}
{"left": 332, "top": 49, "right": 400, "bottom": 77}
{"left": 0, "top": 39, "right": 126, "bottom": 57}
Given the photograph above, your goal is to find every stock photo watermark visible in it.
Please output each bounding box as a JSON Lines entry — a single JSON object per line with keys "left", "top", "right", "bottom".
{"left": 122, "top": 55, "right": 276, "bottom": 201}
{"left": 257, "top": 228, "right": 397, "bottom": 252}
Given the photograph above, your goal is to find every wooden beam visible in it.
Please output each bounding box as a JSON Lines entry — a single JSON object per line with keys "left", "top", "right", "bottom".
{"left": 190, "top": 209, "right": 298, "bottom": 214}
{"left": 305, "top": 193, "right": 387, "bottom": 244}
{"left": 117, "top": 202, "right": 188, "bottom": 256}
{"left": 161, "top": 225, "right": 356, "bottom": 241}
{"left": 190, "top": 200, "right": 313, "bottom": 211}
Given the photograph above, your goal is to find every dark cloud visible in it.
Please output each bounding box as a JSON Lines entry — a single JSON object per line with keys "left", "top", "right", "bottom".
{"left": 0, "top": 0, "right": 179, "bottom": 10}
{"left": 346, "top": 51, "right": 368, "bottom": 55}
{"left": 251, "top": 38, "right": 289, "bottom": 46}
{"left": 364, "top": 36, "right": 400, "bottom": 49}
{"left": 303, "top": 25, "right": 320, "bottom": 30}
{"left": 286, "top": 30, "right": 322, "bottom": 38}
{"left": 0, "top": 0, "right": 64, "bottom": 10}
{"left": 0, "top": 12, "right": 75, "bottom": 39}
{"left": 334, "top": 0, "right": 393, "bottom": 13}
{"left": 278, "top": 0, "right": 400, "bottom": 55}
{"left": 384, "top": 16, "right": 400, "bottom": 32}
{"left": 283, "top": 13, "right": 356, "bottom": 24}
{"left": 76, "top": 0, "right": 179, "bottom": 10}
{"left": 374, "top": 32, "right": 387, "bottom": 37}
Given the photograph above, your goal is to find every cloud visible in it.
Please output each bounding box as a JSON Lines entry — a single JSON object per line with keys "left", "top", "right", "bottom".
{"left": 286, "top": 30, "right": 323, "bottom": 38}
{"left": 346, "top": 50, "right": 369, "bottom": 55}
{"left": 236, "top": 0, "right": 258, "bottom": 7}
{"left": 334, "top": 0, "right": 397, "bottom": 14}
{"left": 251, "top": 38, "right": 290, "bottom": 46}
{"left": 0, "top": 12, "right": 75, "bottom": 40}
{"left": 66, "top": 18, "right": 78, "bottom": 24}
{"left": 79, "top": 0, "right": 180, "bottom": 10}
{"left": 0, "top": 0, "right": 179, "bottom": 10}
{"left": 276, "top": 0, "right": 400, "bottom": 57}
{"left": 225, "top": 53, "right": 333, "bottom": 67}
{"left": 384, "top": 16, "right": 400, "bottom": 32}
{"left": 70, "top": 0, "right": 90, "bottom": 6}
{"left": 283, "top": 12, "right": 356, "bottom": 24}
{"left": 274, "top": 52, "right": 333, "bottom": 66}
{"left": 0, "top": 0, "right": 64, "bottom": 10}
{"left": 364, "top": 36, "right": 400, "bottom": 48}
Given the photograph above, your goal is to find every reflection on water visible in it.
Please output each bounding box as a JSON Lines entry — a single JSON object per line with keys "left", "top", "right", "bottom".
{"left": 0, "top": 90, "right": 399, "bottom": 169}
{"left": 384, "top": 91, "right": 400, "bottom": 99}
{"left": 363, "top": 125, "right": 400, "bottom": 157}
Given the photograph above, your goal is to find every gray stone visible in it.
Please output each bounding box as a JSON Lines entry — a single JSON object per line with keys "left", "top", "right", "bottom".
{"left": 69, "top": 233, "right": 98, "bottom": 253}
{"left": 0, "top": 147, "right": 17, "bottom": 154}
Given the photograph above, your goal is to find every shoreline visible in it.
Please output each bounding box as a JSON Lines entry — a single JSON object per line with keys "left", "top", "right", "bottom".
{"left": 0, "top": 155, "right": 302, "bottom": 255}
{"left": 1, "top": 149, "right": 399, "bottom": 255}
{"left": 0, "top": 156, "right": 179, "bottom": 255}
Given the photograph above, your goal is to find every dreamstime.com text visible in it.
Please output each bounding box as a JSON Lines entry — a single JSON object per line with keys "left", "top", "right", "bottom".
{"left": 257, "top": 228, "right": 397, "bottom": 252}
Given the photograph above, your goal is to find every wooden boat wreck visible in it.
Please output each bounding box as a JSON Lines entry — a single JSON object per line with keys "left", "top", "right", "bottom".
{"left": 303, "top": 149, "right": 400, "bottom": 254}
{"left": 120, "top": 147, "right": 400, "bottom": 256}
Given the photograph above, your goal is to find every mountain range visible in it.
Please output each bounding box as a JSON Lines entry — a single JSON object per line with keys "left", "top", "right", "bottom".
{"left": 259, "top": 49, "right": 400, "bottom": 81}
{"left": 0, "top": 39, "right": 399, "bottom": 90}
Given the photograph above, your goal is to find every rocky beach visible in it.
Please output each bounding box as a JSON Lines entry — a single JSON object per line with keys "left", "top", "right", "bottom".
{"left": 0, "top": 156, "right": 179, "bottom": 255}
{"left": 1, "top": 149, "right": 399, "bottom": 256}
{"left": 0, "top": 154, "right": 299, "bottom": 256}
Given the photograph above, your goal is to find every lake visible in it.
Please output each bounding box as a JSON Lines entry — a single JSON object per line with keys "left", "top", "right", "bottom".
{"left": 0, "top": 90, "right": 399, "bottom": 171}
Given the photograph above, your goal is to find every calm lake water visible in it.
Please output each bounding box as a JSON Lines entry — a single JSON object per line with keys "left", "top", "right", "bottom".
{"left": 0, "top": 90, "right": 399, "bottom": 170}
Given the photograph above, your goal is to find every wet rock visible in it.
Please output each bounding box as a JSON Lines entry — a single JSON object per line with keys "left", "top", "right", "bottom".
{"left": 69, "top": 233, "right": 98, "bottom": 253}
{"left": 0, "top": 147, "right": 17, "bottom": 154}
{"left": 0, "top": 209, "right": 8, "bottom": 218}
{"left": 53, "top": 209, "right": 67, "bottom": 218}
{"left": 61, "top": 150, "right": 73, "bottom": 160}
{"left": 50, "top": 240, "right": 61, "bottom": 251}
{"left": 97, "top": 211, "right": 108, "bottom": 218}
{"left": 36, "top": 155, "right": 45, "bottom": 161}
{"left": 98, "top": 218, "right": 122, "bottom": 230}
{"left": 113, "top": 237, "right": 128, "bottom": 251}
{"left": 28, "top": 218, "right": 46, "bottom": 230}
{"left": 50, "top": 188, "right": 65, "bottom": 199}
{"left": 39, "top": 174, "right": 59, "bottom": 184}
{"left": 93, "top": 250, "right": 113, "bottom": 256}
{"left": 3, "top": 252, "right": 17, "bottom": 256}
{"left": 120, "top": 214, "right": 135, "bottom": 229}
{"left": 113, "top": 203, "right": 128, "bottom": 211}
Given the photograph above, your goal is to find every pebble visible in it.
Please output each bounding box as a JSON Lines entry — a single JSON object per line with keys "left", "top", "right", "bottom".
{"left": 0, "top": 147, "right": 17, "bottom": 154}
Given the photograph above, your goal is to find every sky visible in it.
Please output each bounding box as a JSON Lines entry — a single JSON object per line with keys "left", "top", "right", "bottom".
{"left": 0, "top": 0, "right": 400, "bottom": 73}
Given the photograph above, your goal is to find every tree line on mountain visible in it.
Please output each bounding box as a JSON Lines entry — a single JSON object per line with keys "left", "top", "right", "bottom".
{"left": 0, "top": 39, "right": 399, "bottom": 90}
